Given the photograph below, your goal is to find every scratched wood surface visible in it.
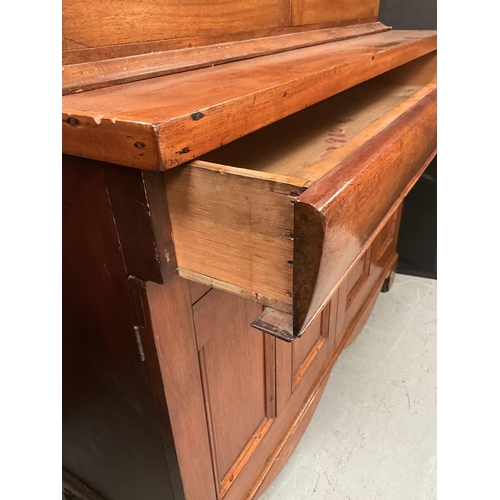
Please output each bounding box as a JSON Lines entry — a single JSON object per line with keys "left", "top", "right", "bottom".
{"left": 62, "top": 30, "right": 436, "bottom": 170}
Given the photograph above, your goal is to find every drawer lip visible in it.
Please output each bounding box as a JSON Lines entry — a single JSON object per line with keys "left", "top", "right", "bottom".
{"left": 292, "top": 83, "right": 437, "bottom": 337}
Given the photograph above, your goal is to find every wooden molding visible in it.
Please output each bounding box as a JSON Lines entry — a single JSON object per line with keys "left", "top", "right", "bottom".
{"left": 62, "top": 23, "right": 390, "bottom": 95}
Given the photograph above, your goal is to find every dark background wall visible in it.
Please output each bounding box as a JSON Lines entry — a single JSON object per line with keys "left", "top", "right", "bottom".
{"left": 379, "top": 0, "right": 437, "bottom": 279}
{"left": 379, "top": 0, "right": 436, "bottom": 30}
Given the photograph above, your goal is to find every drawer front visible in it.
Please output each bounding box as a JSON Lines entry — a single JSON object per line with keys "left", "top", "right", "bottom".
{"left": 293, "top": 86, "right": 436, "bottom": 338}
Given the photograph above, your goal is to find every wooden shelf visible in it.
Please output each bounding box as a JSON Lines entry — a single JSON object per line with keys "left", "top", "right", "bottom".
{"left": 62, "top": 29, "right": 436, "bottom": 171}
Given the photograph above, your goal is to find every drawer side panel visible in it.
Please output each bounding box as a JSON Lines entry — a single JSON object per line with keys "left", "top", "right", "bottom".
{"left": 164, "top": 165, "right": 302, "bottom": 310}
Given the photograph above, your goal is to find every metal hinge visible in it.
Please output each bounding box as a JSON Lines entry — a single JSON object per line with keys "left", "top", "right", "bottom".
{"left": 134, "top": 325, "right": 146, "bottom": 362}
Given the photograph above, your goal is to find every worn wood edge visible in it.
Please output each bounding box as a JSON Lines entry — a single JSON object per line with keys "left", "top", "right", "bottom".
{"left": 62, "top": 115, "right": 162, "bottom": 170}
{"left": 141, "top": 170, "right": 178, "bottom": 282}
{"left": 219, "top": 418, "right": 274, "bottom": 499}
{"left": 189, "top": 160, "right": 308, "bottom": 188}
{"left": 62, "top": 18, "right": 381, "bottom": 65}
{"left": 302, "top": 78, "right": 438, "bottom": 183}
{"left": 247, "top": 251, "right": 396, "bottom": 500}
{"left": 293, "top": 202, "right": 325, "bottom": 337}
{"left": 179, "top": 269, "right": 293, "bottom": 314}
{"left": 62, "top": 23, "right": 390, "bottom": 95}
{"left": 251, "top": 308, "right": 294, "bottom": 342}
{"left": 265, "top": 335, "right": 278, "bottom": 419}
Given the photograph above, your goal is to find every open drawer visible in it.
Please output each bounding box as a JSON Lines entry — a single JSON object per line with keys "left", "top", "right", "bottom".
{"left": 163, "top": 53, "right": 437, "bottom": 341}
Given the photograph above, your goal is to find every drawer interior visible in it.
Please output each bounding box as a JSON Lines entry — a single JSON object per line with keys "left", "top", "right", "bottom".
{"left": 163, "top": 52, "right": 436, "bottom": 327}
{"left": 199, "top": 52, "right": 436, "bottom": 182}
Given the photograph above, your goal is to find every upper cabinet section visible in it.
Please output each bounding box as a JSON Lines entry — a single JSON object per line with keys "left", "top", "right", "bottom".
{"left": 63, "top": 0, "right": 380, "bottom": 64}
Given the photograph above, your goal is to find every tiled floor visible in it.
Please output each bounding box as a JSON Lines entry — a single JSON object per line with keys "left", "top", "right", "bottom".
{"left": 261, "top": 274, "right": 437, "bottom": 500}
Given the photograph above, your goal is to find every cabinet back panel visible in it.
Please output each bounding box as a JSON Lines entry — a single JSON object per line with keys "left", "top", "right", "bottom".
{"left": 292, "top": 0, "right": 379, "bottom": 26}
{"left": 63, "top": 0, "right": 289, "bottom": 50}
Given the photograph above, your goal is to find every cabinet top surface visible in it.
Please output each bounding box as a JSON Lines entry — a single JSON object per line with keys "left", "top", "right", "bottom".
{"left": 62, "top": 29, "right": 436, "bottom": 170}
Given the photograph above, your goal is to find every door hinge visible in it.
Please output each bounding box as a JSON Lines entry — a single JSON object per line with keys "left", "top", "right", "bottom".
{"left": 134, "top": 325, "right": 146, "bottom": 362}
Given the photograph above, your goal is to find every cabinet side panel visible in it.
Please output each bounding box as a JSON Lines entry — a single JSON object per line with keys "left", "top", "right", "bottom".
{"left": 62, "top": 155, "right": 177, "bottom": 500}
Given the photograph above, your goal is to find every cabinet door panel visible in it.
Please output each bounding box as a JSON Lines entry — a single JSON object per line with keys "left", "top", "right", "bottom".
{"left": 193, "top": 289, "right": 275, "bottom": 496}
{"left": 276, "top": 307, "right": 330, "bottom": 413}
{"left": 291, "top": 314, "right": 327, "bottom": 391}
{"left": 371, "top": 206, "right": 402, "bottom": 277}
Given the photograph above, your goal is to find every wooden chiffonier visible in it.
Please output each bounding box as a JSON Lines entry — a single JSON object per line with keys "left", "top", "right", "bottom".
{"left": 62, "top": 1, "right": 436, "bottom": 499}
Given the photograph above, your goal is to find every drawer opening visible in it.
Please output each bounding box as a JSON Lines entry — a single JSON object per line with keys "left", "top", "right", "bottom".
{"left": 199, "top": 52, "right": 436, "bottom": 183}
{"left": 163, "top": 51, "right": 436, "bottom": 340}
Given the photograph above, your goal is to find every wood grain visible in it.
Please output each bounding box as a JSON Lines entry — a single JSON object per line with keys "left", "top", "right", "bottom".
{"left": 303, "top": 73, "right": 436, "bottom": 183}
{"left": 292, "top": 0, "right": 379, "bottom": 26}
{"left": 102, "top": 164, "right": 177, "bottom": 283}
{"left": 62, "top": 23, "right": 389, "bottom": 94}
{"left": 343, "top": 252, "right": 398, "bottom": 350}
{"left": 201, "top": 79, "right": 425, "bottom": 180}
{"left": 164, "top": 76, "right": 436, "bottom": 340}
{"left": 188, "top": 281, "right": 212, "bottom": 305}
{"left": 146, "top": 278, "right": 217, "bottom": 500}
{"left": 249, "top": 249, "right": 396, "bottom": 499}
{"left": 63, "top": 0, "right": 289, "bottom": 50}
{"left": 163, "top": 162, "right": 306, "bottom": 310}
{"left": 292, "top": 314, "right": 327, "bottom": 390}
{"left": 62, "top": 18, "right": 381, "bottom": 65}
{"left": 293, "top": 85, "right": 436, "bottom": 336}
{"left": 338, "top": 206, "right": 401, "bottom": 337}
{"left": 62, "top": 30, "right": 437, "bottom": 169}
{"left": 62, "top": 155, "right": 179, "bottom": 500}
{"left": 192, "top": 289, "right": 273, "bottom": 497}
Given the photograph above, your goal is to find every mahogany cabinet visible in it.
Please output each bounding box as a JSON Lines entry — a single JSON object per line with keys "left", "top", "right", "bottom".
{"left": 62, "top": 1, "right": 436, "bottom": 498}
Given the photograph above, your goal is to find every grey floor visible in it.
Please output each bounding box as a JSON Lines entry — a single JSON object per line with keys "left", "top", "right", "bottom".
{"left": 261, "top": 274, "right": 437, "bottom": 500}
